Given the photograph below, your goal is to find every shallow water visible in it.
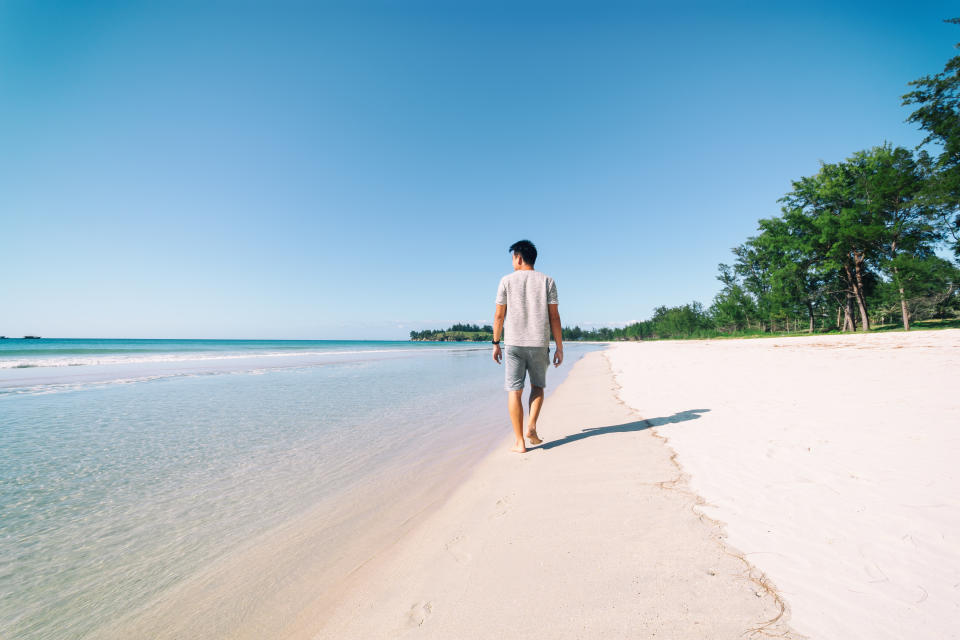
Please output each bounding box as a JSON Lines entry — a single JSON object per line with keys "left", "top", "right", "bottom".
{"left": 0, "top": 339, "right": 598, "bottom": 639}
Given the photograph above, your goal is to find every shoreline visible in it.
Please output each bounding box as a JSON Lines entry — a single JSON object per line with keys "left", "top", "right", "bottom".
{"left": 76, "top": 347, "right": 598, "bottom": 640}
{"left": 316, "top": 349, "right": 795, "bottom": 638}
{"left": 93, "top": 425, "right": 508, "bottom": 640}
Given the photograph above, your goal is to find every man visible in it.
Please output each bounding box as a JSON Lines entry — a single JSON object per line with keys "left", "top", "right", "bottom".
{"left": 492, "top": 239, "right": 563, "bottom": 453}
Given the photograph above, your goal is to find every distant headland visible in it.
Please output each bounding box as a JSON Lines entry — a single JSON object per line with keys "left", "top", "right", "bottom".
{"left": 409, "top": 324, "right": 494, "bottom": 342}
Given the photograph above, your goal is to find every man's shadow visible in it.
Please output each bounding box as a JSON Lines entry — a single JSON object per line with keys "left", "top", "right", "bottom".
{"left": 539, "top": 409, "right": 710, "bottom": 450}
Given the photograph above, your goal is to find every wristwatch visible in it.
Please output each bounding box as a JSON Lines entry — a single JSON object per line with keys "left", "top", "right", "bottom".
{"left": 492, "top": 340, "right": 500, "bottom": 345}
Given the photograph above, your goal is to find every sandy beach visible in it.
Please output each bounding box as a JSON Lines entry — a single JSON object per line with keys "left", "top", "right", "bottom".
{"left": 608, "top": 329, "right": 960, "bottom": 640}
{"left": 317, "top": 329, "right": 959, "bottom": 639}
{"left": 316, "top": 350, "right": 794, "bottom": 639}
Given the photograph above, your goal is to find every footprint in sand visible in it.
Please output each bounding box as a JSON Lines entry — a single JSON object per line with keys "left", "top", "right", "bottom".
{"left": 407, "top": 601, "right": 433, "bottom": 628}
{"left": 490, "top": 496, "right": 510, "bottom": 519}
{"left": 864, "top": 562, "right": 889, "bottom": 583}
{"left": 444, "top": 535, "right": 472, "bottom": 564}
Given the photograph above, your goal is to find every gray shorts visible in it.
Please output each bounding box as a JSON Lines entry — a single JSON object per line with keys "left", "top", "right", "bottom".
{"left": 504, "top": 345, "right": 549, "bottom": 391}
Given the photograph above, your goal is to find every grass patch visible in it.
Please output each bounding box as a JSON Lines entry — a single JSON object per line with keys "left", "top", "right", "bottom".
{"left": 575, "top": 317, "right": 960, "bottom": 342}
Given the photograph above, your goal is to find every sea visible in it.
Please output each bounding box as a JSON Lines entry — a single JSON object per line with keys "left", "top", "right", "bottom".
{"left": 0, "top": 338, "right": 600, "bottom": 639}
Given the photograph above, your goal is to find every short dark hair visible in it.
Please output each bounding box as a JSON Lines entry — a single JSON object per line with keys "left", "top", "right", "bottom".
{"left": 509, "top": 239, "right": 537, "bottom": 266}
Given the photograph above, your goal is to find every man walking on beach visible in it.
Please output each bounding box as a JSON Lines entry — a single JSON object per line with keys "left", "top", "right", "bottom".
{"left": 493, "top": 240, "right": 563, "bottom": 453}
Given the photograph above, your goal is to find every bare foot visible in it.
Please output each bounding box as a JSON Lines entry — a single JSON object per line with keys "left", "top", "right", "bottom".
{"left": 525, "top": 429, "right": 542, "bottom": 445}
{"left": 510, "top": 441, "right": 527, "bottom": 453}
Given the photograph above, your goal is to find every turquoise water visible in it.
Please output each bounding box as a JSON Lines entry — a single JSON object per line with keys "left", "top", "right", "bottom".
{"left": 0, "top": 338, "right": 464, "bottom": 370}
{"left": 0, "top": 339, "right": 599, "bottom": 639}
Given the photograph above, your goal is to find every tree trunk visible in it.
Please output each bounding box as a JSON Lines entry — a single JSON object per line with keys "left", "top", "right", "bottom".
{"left": 842, "top": 264, "right": 858, "bottom": 332}
{"left": 807, "top": 301, "right": 815, "bottom": 333}
{"left": 891, "top": 263, "right": 910, "bottom": 331}
{"left": 836, "top": 306, "right": 842, "bottom": 331}
{"left": 898, "top": 286, "right": 910, "bottom": 330}
{"left": 850, "top": 255, "right": 871, "bottom": 331}
{"left": 843, "top": 296, "right": 855, "bottom": 332}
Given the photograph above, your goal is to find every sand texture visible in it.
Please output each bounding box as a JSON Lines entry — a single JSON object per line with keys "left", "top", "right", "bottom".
{"left": 608, "top": 329, "right": 960, "bottom": 640}
{"left": 316, "top": 351, "right": 797, "bottom": 639}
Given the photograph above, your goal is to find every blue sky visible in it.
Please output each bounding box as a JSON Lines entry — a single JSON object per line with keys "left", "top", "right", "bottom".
{"left": 1, "top": 1, "right": 956, "bottom": 339}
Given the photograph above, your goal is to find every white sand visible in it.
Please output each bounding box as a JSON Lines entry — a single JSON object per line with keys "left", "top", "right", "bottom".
{"left": 608, "top": 329, "right": 960, "bottom": 640}
{"left": 316, "top": 351, "right": 797, "bottom": 639}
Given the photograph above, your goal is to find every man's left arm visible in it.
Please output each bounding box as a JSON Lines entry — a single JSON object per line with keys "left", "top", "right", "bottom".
{"left": 548, "top": 303, "right": 563, "bottom": 367}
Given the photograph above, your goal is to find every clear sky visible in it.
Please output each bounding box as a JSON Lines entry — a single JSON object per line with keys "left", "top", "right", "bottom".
{"left": 1, "top": 0, "right": 956, "bottom": 339}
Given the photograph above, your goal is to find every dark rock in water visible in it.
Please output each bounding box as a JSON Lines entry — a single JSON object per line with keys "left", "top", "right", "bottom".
{"left": 24, "top": 335, "right": 41, "bottom": 339}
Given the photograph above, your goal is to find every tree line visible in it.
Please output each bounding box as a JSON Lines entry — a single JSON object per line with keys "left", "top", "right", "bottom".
{"left": 710, "top": 142, "right": 958, "bottom": 334}
{"left": 410, "top": 324, "right": 494, "bottom": 341}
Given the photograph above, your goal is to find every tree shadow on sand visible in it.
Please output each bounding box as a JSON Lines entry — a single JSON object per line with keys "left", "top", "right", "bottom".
{"left": 539, "top": 409, "right": 710, "bottom": 450}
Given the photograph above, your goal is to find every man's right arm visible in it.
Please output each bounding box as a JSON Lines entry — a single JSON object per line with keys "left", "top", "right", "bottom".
{"left": 493, "top": 304, "right": 506, "bottom": 364}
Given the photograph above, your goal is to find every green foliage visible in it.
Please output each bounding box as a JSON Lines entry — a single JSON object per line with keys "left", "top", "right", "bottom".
{"left": 560, "top": 303, "right": 718, "bottom": 341}
{"left": 649, "top": 303, "right": 714, "bottom": 337}
{"left": 447, "top": 323, "right": 492, "bottom": 333}
{"left": 564, "top": 141, "right": 958, "bottom": 340}
{"left": 872, "top": 255, "right": 960, "bottom": 322}
{"left": 409, "top": 325, "right": 494, "bottom": 341}
{"left": 711, "top": 264, "right": 756, "bottom": 332}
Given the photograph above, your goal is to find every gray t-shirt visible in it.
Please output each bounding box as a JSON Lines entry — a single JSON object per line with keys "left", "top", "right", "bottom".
{"left": 495, "top": 270, "right": 559, "bottom": 347}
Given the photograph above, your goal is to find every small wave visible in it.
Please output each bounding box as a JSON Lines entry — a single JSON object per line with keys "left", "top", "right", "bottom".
{"left": 0, "top": 375, "right": 175, "bottom": 396}
{"left": 0, "top": 346, "right": 478, "bottom": 370}
{"left": 0, "top": 346, "right": 496, "bottom": 396}
{"left": 0, "top": 369, "right": 248, "bottom": 397}
{"left": 0, "top": 360, "right": 377, "bottom": 396}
